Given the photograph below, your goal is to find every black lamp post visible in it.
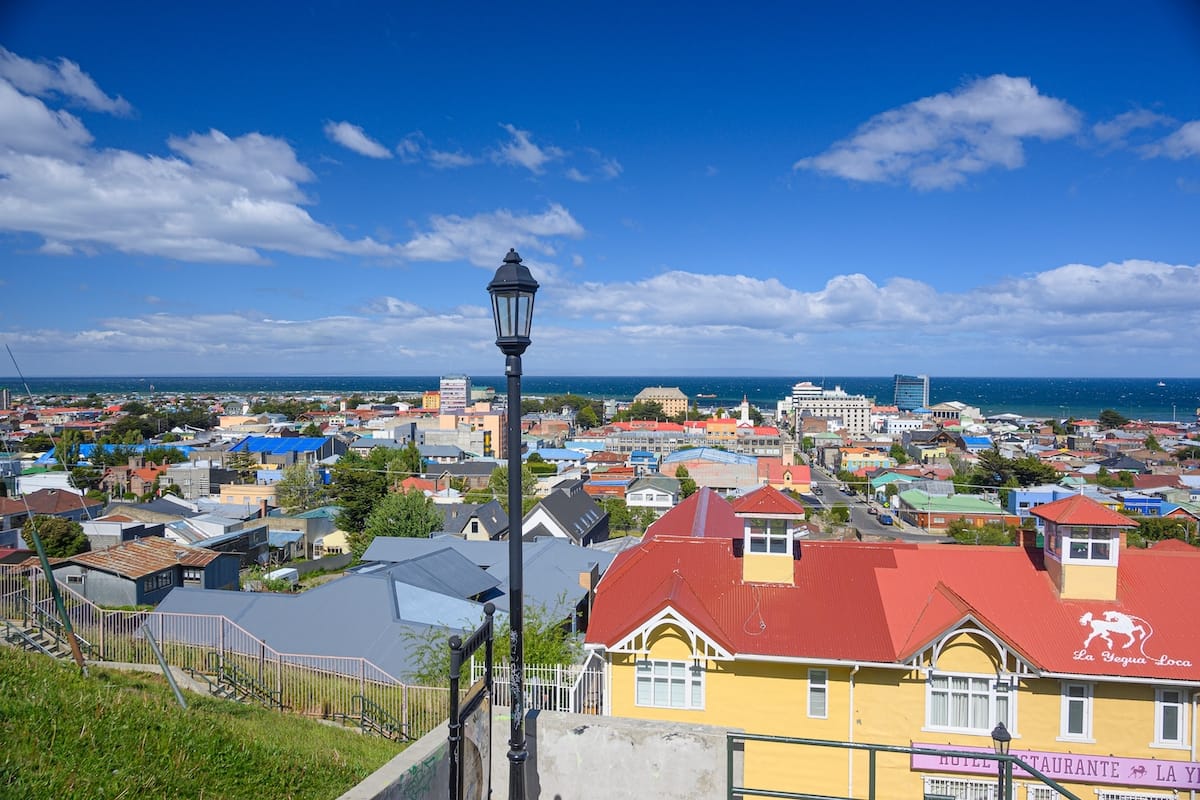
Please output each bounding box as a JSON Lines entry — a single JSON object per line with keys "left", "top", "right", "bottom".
{"left": 487, "top": 248, "right": 539, "bottom": 800}
{"left": 991, "top": 721, "right": 1012, "bottom": 800}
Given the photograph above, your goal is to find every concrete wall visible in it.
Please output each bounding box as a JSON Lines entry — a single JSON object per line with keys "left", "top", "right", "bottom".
{"left": 339, "top": 710, "right": 741, "bottom": 800}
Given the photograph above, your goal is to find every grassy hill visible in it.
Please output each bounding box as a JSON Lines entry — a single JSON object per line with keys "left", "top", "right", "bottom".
{"left": 0, "top": 647, "right": 404, "bottom": 799}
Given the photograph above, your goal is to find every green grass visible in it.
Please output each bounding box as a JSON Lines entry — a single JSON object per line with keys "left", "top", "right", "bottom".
{"left": 0, "top": 647, "right": 405, "bottom": 799}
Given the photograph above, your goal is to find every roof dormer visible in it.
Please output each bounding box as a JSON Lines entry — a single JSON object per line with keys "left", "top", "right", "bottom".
{"left": 1030, "top": 493, "right": 1137, "bottom": 601}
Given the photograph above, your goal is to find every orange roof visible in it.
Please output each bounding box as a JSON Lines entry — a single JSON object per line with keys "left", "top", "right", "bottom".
{"left": 1029, "top": 494, "right": 1137, "bottom": 527}
{"left": 67, "top": 536, "right": 223, "bottom": 579}
{"left": 729, "top": 485, "right": 806, "bottom": 517}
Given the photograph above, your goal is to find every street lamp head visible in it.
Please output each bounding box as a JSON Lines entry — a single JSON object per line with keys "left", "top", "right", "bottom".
{"left": 991, "top": 721, "right": 1011, "bottom": 755}
{"left": 487, "top": 248, "right": 539, "bottom": 357}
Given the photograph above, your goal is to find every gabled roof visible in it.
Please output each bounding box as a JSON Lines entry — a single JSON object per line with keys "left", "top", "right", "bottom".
{"left": 587, "top": 536, "right": 1200, "bottom": 681}
{"left": 64, "top": 535, "right": 223, "bottom": 579}
{"left": 1029, "top": 493, "right": 1137, "bottom": 527}
{"left": 644, "top": 488, "right": 741, "bottom": 541}
{"left": 728, "top": 484, "right": 806, "bottom": 517}
{"left": 19, "top": 488, "right": 102, "bottom": 516}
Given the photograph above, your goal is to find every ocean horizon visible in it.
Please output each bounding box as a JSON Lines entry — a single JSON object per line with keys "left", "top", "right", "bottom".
{"left": 2, "top": 375, "right": 1198, "bottom": 423}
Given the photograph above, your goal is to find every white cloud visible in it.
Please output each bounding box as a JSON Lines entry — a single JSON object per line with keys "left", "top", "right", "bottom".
{"left": 795, "top": 74, "right": 1081, "bottom": 189}
{"left": 1143, "top": 120, "right": 1200, "bottom": 160}
{"left": 323, "top": 120, "right": 392, "bottom": 159}
{"left": 427, "top": 149, "right": 477, "bottom": 169}
{"left": 1092, "top": 109, "right": 1173, "bottom": 146}
{"left": 0, "top": 46, "right": 132, "bottom": 115}
{"left": 0, "top": 78, "right": 93, "bottom": 158}
{"left": 0, "top": 80, "right": 582, "bottom": 267}
{"left": 565, "top": 149, "right": 623, "bottom": 182}
{"left": 400, "top": 204, "right": 584, "bottom": 268}
{"left": 493, "top": 123, "right": 564, "bottom": 174}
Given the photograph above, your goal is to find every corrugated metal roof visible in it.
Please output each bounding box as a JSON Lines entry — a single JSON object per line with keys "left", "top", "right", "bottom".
{"left": 68, "top": 536, "right": 222, "bottom": 578}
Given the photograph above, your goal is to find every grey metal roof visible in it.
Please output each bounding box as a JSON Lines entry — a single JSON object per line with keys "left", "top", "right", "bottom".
{"left": 383, "top": 549, "right": 500, "bottom": 599}
{"left": 527, "top": 487, "right": 608, "bottom": 544}
{"left": 361, "top": 536, "right": 510, "bottom": 568}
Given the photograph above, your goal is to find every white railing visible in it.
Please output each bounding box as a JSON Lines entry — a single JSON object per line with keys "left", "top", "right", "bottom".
{"left": 474, "top": 654, "right": 606, "bottom": 715}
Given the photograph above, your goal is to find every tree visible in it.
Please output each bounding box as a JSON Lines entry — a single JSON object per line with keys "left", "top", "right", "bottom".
{"left": 349, "top": 488, "right": 444, "bottom": 558}
{"left": 299, "top": 422, "right": 323, "bottom": 437}
{"left": 946, "top": 519, "right": 1013, "bottom": 546}
{"left": 54, "top": 429, "right": 83, "bottom": 471}
{"left": 1098, "top": 409, "right": 1129, "bottom": 429}
{"left": 1175, "top": 444, "right": 1200, "bottom": 460}
{"left": 1143, "top": 434, "right": 1163, "bottom": 453}
{"left": 23, "top": 515, "right": 89, "bottom": 558}
{"left": 888, "top": 443, "right": 908, "bottom": 465}
{"left": 330, "top": 449, "right": 389, "bottom": 533}
{"left": 398, "top": 440, "right": 424, "bottom": 477}
{"left": 674, "top": 465, "right": 697, "bottom": 498}
{"left": 226, "top": 450, "right": 258, "bottom": 483}
{"left": 575, "top": 405, "right": 599, "bottom": 429}
{"left": 274, "top": 463, "right": 329, "bottom": 514}
{"left": 488, "top": 465, "right": 537, "bottom": 514}
{"left": 19, "top": 433, "right": 54, "bottom": 452}
{"left": 613, "top": 400, "right": 665, "bottom": 422}
{"left": 828, "top": 504, "right": 850, "bottom": 524}
{"left": 403, "top": 597, "right": 582, "bottom": 685}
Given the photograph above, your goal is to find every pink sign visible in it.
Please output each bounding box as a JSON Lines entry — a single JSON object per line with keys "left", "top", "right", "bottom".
{"left": 912, "top": 743, "right": 1200, "bottom": 791}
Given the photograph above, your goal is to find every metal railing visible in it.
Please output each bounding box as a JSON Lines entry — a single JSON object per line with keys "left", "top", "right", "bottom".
{"left": 727, "top": 733, "right": 1082, "bottom": 800}
{"left": 475, "top": 658, "right": 605, "bottom": 714}
{"left": 2, "top": 564, "right": 451, "bottom": 741}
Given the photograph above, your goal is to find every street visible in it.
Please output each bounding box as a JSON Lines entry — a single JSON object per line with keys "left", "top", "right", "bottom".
{"left": 806, "top": 464, "right": 949, "bottom": 543}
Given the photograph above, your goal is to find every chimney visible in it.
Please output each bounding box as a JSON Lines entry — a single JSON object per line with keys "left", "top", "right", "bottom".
{"left": 260, "top": 499, "right": 269, "bottom": 519}
{"left": 1017, "top": 528, "right": 1038, "bottom": 549}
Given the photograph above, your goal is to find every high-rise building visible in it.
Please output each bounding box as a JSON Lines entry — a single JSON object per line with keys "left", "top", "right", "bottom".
{"left": 893, "top": 374, "right": 929, "bottom": 411}
{"left": 0, "top": 387, "right": 9, "bottom": 411}
{"left": 439, "top": 375, "right": 472, "bottom": 413}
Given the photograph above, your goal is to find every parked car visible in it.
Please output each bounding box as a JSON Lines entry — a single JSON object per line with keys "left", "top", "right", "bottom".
{"left": 867, "top": 506, "right": 878, "bottom": 516}
{"left": 878, "top": 513, "right": 894, "bottom": 526}
{"left": 812, "top": 486, "right": 823, "bottom": 495}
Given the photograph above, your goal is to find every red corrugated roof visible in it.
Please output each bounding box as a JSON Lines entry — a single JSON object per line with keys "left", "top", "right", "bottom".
{"left": 588, "top": 537, "right": 1200, "bottom": 681}
{"left": 1029, "top": 493, "right": 1136, "bottom": 527}
{"left": 729, "top": 484, "right": 806, "bottom": 516}
{"left": 643, "top": 488, "right": 743, "bottom": 541}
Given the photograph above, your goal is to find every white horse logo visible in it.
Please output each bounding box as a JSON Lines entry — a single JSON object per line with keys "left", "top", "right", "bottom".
{"left": 1078, "top": 611, "right": 1151, "bottom": 652}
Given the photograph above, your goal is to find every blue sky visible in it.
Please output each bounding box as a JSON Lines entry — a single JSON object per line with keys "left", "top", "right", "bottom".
{"left": 1, "top": 1, "right": 1198, "bottom": 378}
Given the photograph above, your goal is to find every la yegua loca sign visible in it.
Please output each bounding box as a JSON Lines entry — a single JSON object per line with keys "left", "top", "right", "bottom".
{"left": 912, "top": 744, "right": 1200, "bottom": 791}
{"left": 1073, "top": 609, "right": 1192, "bottom": 670}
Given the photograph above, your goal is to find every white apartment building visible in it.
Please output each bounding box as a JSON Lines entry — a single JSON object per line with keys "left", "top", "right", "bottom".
{"left": 439, "top": 374, "right": 472, "bottom": 413}
{"left": 785, "top": 381, "right": 872, "bottom": 438}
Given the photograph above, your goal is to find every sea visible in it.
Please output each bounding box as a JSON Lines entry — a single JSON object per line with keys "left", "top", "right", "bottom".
{"left": 2, "top": 375, "right": 1199, "bottom": 423}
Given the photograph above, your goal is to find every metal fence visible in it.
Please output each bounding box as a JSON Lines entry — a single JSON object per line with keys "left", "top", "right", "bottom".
{"left": 1, "top": 565, "right": 449, "bottom": 741}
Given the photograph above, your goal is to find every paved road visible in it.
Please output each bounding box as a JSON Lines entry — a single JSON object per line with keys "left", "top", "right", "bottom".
{"left": 806, "top": 464, "right": 950, "bottom": 544}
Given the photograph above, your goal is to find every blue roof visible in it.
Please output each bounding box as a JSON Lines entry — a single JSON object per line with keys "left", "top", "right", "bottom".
{"left": 37, "top": 442, "right": 195, "bottom": 466}
{"left": 530, "top": 448, "right": 588, "bottom": 461}
{"left": 662, "top": 447, "right": 756, "bottom": 466}
{"left": 230, "top": 436, "right": 329, "bottom": 454}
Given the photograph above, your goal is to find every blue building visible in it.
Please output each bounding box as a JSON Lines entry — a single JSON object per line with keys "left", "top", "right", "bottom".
{"left": 892, "top": 374, "right": 929, "bottom": 411}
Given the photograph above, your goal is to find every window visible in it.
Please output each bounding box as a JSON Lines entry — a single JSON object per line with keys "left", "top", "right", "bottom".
{"left": 808, "top": 669, "right": 827, "bottom": 718}
{"left": 1154, "top": 688, "right": 1186, "bottom": 747}
{"left": 747, "top": 518, "right": 789, "bottom": 554}
{"left": 922, "top": 776, "right": 997, "bottom": 800}
{"left": 183, "top": 568, "right": 203, "bottom": 584}
{"left": 1096, "top": 792, "right": 1176, "bottom": 800}
{"left": 66, "top": 575, "right": 83, "bottom": 584}
{"left": 635, "top": 660, "right": 704, "bottom": 710}
{"left": 1059, "top": 682, "right": 1092, "bottom": 740}
{"left": 927, "top": 673, "right": 1011, "bottom": 734}
{"left": 1063, "top": 526, "right": 1115, "bottom": 564}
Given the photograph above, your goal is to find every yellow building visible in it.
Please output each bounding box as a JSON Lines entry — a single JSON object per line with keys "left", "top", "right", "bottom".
{"left": 587, "top": 491, "right": 1200, "bottom": 799}
{"left": 217, "top": 482, "right": 277, "bottom": 507}
{"left": 633, "top": 386, "right": 689, "bottom": 418}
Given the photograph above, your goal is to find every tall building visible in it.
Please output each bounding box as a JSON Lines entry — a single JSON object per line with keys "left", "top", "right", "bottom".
{"left": 438, "top": 375, "right": 472, "bottom": 413}
{"left": 788, "top": 381, "right": 872, "bottom": 437}
{"left": 893, "top": 373, "right": 929, "bottom": 411}
{"left": 0, "top": 387, "right": 9, "bottom": 410}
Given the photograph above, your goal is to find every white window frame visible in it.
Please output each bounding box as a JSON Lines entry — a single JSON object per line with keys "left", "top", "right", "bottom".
{"left": 1057, "top": 681, "right": 1093, "bottom": 742}
{"left": 1153, "top": 687, "right": 1187, "bottom": 748}
{"left": 746, "top": 517, "right": 790, "bottom": 555}
{"left": 635, "top": 659, "right": 704, "bottom": 711}
{"left": 1062, "top": 526, "right": 1117, "bottom": 565}
{"left": 66, "top": 574, "right": 84, "bottom": 584}
{"left": 1096, "top": 791, "right": 1177, "bottom": 800}
{"left": 807, "top": 669, "right": 828, "bottom": 719}
{"left": 925, "top": 671, "right": 1014, "bottom": 735}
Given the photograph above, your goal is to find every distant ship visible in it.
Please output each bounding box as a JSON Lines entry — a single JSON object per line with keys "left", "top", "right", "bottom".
{"left": 696, "top": 393, "right": 716, "bottom": 398}
{"left": 1157, "top": 381, "right": 1166, "bottom": 387}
